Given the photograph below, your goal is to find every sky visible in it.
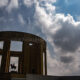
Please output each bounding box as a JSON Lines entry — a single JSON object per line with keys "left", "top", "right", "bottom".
{"left": 0, "top": 0, "right": 80, "bottom": 76}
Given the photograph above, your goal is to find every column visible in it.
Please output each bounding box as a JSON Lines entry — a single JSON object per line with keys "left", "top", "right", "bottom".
{"left": 1, "top": 40, "right": 10, "bottom": 73}
{"left": 44, "top": 45, "right": 47, "bottom": 75}
{"left": 40, "top": 43, "right": 43, "bottom": 74}
{"left": 23, "top": 41, "right": 30, "bottom": 74}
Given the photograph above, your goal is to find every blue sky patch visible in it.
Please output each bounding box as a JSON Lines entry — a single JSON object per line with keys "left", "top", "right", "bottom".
{"left": 54, "top": 0, "right": 80, "bottom": 21}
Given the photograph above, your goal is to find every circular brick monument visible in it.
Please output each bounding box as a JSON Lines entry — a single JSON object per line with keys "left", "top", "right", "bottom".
{"left": 0, "top": 31, "right": 47, "bottom": 78}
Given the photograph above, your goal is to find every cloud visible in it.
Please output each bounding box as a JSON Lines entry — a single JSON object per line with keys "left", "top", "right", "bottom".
{"left": 47, "top": 48, "right": 80, "bottom": 76}
{"left": 24, "top": 0, "right": 36, "bottom": 7}
{"left": 33, "top": 0, "right": 80, "bottom": 76}
{"left": 35, "top": 5, "right": 80, "bottom": 53}
{"left": 53, "top": 18, "right": 80, "bottom": 52}
{"left": 45, "top": 3, "right": 56, "bottom": 12}
{"left": 39, "top": 0, "right": 56, "bottom": 3}
{"left": 34, "top": 0, "right": 80, "bottom": 53}
{"left": 6, "top": 0, "right": 19, "bottom": 12}
{"left": 47, "top": 49, "right": 75, "bottom": 76}
{"left": 60, "top": 56, "right": 74, "bottom": 63}
{"left": 0, "top": 0, "right": 9, "bottom": 7}
{"left": 18, "top": 14, "right": 25, "bottom": 25}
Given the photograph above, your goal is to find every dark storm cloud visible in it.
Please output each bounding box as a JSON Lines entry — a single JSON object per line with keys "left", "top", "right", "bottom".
{"left": 60, "top": 56, "right": 74, "bottom": 63}
{"left": 53, "top": 23, "right": 80, "bottom": 52}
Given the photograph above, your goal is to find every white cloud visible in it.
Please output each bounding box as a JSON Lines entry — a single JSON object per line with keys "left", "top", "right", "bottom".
{"left": 33, "top": 0, "right": 80, "bottom": 76}
{"left": 18, "top": 14, "right": 25, "bottom": 25}
{"left": 47, "top": 47, "right": 80, "bottom": 76}
{"left": 0, "top": 0, "right": 8, "bottom": 7}
{"left": 48, "top": 15, "right": 80, "bottom": 76}
{"left": 39, "top": 0, "right": 56, "bottom": 3}
{"left": 6, "top": 0, "right": 19, "bottom": 12}
{"left": 34, "top": 1, "right": 56, "bottom": 36}
{"left": 45, "top": 3, "right": 56, "bottom": 13}
{"left": 35, "top": 4, "right": 52, "bottom": 28}
{"left": 47, "top": 49, "right": 71, "bottom": 76}
{"left": 24, "top": 0, "right": 36, "bottom": 7}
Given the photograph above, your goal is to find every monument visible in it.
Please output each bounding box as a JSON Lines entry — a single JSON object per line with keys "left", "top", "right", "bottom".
{"left": 0, "top": 31, "right": 47, "bottom": 80}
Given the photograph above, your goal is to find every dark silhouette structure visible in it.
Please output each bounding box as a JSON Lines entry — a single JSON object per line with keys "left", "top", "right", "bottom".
{"left": 0, "top": 31, "right": 47, "bottom": 79}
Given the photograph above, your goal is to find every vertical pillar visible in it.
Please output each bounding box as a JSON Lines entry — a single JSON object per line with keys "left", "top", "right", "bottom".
{"left": 41, "top": 43, "right": 43, "bottom": 74}
{"left": 23, "top": 41, "right": 30, "bottom": 74}
{"left": 18, "top": 55, "right": 22, "bottom": 74}
{"left": 1, "top": 40, "right": 10, "bottom": 73}
{"left": 44, "top": 45, "right": 47, "bottom": 75}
